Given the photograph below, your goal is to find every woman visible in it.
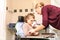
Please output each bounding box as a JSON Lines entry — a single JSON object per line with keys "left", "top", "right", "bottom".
{"left": 29, "top": 2, "right": 60, "bottom": 33}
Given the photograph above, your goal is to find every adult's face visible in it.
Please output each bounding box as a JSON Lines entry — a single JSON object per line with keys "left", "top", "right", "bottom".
{"left": 35, "top": 7, "right": 42, "bottom": 14}
{"left": 35, "top": 4, "right": 43, "bottom": 15}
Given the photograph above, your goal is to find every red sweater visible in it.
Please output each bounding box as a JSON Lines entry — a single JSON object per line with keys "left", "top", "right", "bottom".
{"left": 41, "top": 5, "right": 60, "bottom": 30}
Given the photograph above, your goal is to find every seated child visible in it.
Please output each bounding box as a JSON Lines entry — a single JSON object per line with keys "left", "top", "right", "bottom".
{"left": 23, "top": 13, "right": 39, "bottom": 36}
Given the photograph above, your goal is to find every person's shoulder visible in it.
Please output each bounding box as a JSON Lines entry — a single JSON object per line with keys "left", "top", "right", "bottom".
{"left": 23, "top": 22, "right": 29, "bottom": 29}
{"left": 23, "top": 22, "right": 27, "bottom": 25}
{"left": 43, "top": 5, "right": 52, "bottom": 8}
{"left": 42, "top": 5, "right": 50, "bottom": 9}
{"left": 42, "top": 5, "right": 57, "bottom": 9}
{"left": 45, "top": 5, "right": 58, "bottom": 8}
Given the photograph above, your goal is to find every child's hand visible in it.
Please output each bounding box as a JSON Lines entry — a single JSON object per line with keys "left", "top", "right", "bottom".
{"left": 28, "top": 30, "right": 39, "bottom": 36}
{"left": 28, "top": 29, "right": 35, "bottom": 34}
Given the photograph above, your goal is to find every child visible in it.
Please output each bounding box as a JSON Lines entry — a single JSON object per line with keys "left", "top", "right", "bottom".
{"left": 23, "top": 13, "right": 39, "bottom": 36}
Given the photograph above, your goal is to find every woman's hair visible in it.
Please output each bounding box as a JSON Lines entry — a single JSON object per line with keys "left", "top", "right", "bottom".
{"left": 24, "top": 13, "right": 35, "bottom": 23}
{"left": 35, "top": 2, "right": 44, "bottom": 9}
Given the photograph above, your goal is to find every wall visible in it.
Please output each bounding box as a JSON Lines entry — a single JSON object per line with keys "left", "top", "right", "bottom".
{"left": 51, "top": 0, "right": 60, "bottom": 7}
{"left": 6, "top": 0, "right": 51, "bottom": 23}
{"left": 0, "top": 0, "right": 6, "bottom": 40}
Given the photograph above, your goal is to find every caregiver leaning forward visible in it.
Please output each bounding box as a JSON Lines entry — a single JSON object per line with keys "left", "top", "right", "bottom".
{"left": 29, "top": 2, "right": 60, "bottom": 33}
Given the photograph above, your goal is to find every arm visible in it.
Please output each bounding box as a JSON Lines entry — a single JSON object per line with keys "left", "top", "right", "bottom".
{"left": 34, "top": 6, "right": 49, "bottom": 32}
{"left": 29, "top": 6, "right": 49, "bottom": 33}
{"left": 42, "top": 6, "right": 49, "bottom": 28}
{"left": 34, "top": 24, "right": 45, "bottom": 32}
{"left": 29, "top": 24, "right": 45, "bottom": 34}
{"left": 23, "top": 24, "right": 31, "bottom": 36}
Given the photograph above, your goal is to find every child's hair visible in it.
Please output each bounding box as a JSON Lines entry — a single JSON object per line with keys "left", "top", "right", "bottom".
{"left": 35, "top": 2, "right": 44, "bottom": 9}
{"left": 24, "top": 13, "right": 35, "bottom": 23}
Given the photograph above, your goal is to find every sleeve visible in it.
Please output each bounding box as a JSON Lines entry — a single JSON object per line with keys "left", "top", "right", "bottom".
{"left": 22, "top": 24, "right": 30, "bottom": 36}
{"left": 42, "top": 6, "right": 49, "bottom": 28}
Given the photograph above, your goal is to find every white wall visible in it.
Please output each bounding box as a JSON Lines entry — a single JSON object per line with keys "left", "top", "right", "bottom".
{"left": 0, "top": 0, "right": 6, "bottom": 40}
{"left": 51, "top": 0, "right": 60, "bottom": 7}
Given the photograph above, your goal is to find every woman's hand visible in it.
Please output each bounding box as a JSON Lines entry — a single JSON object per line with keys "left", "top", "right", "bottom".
{"left": 34, "top": 32, "right": 39, "bottom": 36}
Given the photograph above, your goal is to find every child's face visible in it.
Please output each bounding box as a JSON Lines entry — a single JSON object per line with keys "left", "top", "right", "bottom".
{"left": 27, "top": 16, "right": 35, "bottom": 25}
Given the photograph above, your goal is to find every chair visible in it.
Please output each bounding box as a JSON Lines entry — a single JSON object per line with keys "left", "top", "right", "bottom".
{"left": 15, "top": 16, "right": 25, "bottom": 40}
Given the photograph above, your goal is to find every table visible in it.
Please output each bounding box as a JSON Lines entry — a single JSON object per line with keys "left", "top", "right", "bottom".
{"left": 21, "top": 35, "right": 49, "bottom": 40}
{"left": 21, "top": 36, "right": 49, "bottom": 40}
{"left": 20, "top": 33, "right": 55, "bottom": 40}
